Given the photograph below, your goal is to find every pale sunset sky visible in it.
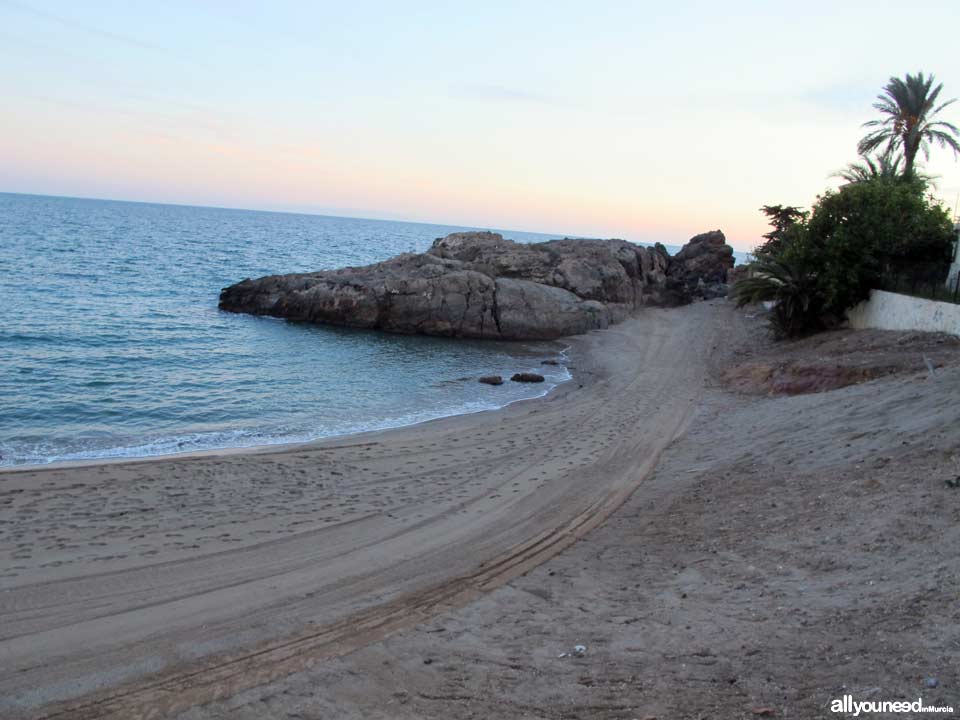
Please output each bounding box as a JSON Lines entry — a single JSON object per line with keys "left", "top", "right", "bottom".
{"left": 2, "top": 0, "right": 959, "bottom": 251}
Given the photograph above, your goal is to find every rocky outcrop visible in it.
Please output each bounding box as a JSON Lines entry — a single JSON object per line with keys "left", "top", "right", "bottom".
{"left": 219, "top": 230, "right": 734, "bottom": 340}
{"left": 665, "top": 230, "right": 735, "bottom": 301}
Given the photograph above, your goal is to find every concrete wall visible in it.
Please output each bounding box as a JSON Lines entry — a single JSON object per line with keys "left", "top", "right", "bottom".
{"left": 848, "top": 289, "right": 960, "bottom": 336}
{"left": 947, "top": 223, "right": 960, "bottom": 290}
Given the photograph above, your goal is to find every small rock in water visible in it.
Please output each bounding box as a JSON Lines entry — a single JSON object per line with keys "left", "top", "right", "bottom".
{"left": 925, "top": 677, "right": 939, "bottom": 688}
{"left": 511, "top": 373, "right": 545, "bottom": 383}
{"left": 478, "top": 375, "right": 504, "bottom": 386}
{"left": 541, "top": 359, "right": 560, "bottom": 365}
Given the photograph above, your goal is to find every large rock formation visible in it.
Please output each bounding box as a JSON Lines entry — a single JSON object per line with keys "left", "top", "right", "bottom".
{"left": 219, "top": 230, "right": 733, "bottom": 340}
{"left": 665, "top": 230, "right": 735, "bottom": 301}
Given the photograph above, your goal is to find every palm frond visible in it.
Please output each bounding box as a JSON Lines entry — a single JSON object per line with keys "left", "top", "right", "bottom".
{"left": 927, "top": 129, "right": 960, "bottom": 154}
{"left": 857, "top": 129, "right": 893, "bottom": 156}
{"left": 834, "top": 149, "right": 906, "bottom": 183}
{"left": 932, "top": 98, "right": 955, "bottom": 115}
{"left": 927, "top": 119, "right": 960, "bottom": 134}
{"left": 733, "top": 257, "right": 823, "bottom": 338}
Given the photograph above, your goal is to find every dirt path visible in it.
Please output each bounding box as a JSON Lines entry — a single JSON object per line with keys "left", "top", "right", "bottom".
{"left": 0, "top": 302, "right": 725, "bottom": 719}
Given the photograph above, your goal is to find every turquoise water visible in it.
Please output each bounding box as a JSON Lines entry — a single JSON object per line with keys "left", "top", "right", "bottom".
{"left": 0, "top": 193, "right": 572, "bottom": 467}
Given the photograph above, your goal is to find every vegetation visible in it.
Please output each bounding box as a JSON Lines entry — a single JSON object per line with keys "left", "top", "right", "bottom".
{"left": 732, "top": 255, "right": 824, "bottom": 338}
{"left": 833, "top": 149, "right": 904, "bottom": 184}
{"left": 806, "top": 177, "right": 954, "bottom": 314}
{"left": 753, "top": 205, "right": 807, "bottom": 260}
{"left": 737, "top": 177, "right": 954, "bottom": 337}
{"left": 736, "top": 71, "right": 959, "bottom": 338}
{"left": 857, "top": 72, "right": 960, "bottom": 178}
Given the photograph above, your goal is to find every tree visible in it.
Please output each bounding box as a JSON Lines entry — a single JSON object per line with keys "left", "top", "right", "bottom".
{"left": 754, "top": 205, "right": 807, "bottom": 260}
{"left": 858, "top": 72, "right": 960, "bottom": 178}
{"left": 833, "top": 149, "right": 904, "bottom": 183}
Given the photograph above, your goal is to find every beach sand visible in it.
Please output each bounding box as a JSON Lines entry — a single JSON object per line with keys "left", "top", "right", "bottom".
{"left": 6, "top": 301, "right": 959, "bottom": 719}
{"left": 176, "top": 307, "right": 960, "bottom": 720}
{"left": 1, "top": 302, "right": 724, "bottom": 718}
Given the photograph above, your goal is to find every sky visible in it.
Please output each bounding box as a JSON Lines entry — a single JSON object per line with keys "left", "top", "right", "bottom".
{"left": 2, "top": 1, "right": 959, "bottom": 252}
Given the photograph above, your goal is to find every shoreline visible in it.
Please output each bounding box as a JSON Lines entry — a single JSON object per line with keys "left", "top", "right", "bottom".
{"left": 0, "top": 346, "right": 575, "bottom": 474}
{"left": 3, "top": 304, "right": 719, "bottom": 716}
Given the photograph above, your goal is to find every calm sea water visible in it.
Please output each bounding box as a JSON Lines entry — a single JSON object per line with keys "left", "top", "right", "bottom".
{"left": 0, "top": 193, "right": 574, "bottom": 467}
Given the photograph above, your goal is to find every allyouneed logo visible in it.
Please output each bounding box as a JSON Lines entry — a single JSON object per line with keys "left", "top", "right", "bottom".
{"left": 831, "top": 695, "right": 954, "bottom": 716}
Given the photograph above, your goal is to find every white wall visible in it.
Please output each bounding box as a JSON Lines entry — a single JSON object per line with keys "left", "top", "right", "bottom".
{"left": 948, "top": 223, "right": 960, "bottom": 291}
{"left": 848, "top": 289, "right": 960, "bottom": 336}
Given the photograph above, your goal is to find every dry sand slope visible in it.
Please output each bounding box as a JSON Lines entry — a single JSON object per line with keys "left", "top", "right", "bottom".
{"left": 0, "top": 302, "right": 724, "bottom": 719}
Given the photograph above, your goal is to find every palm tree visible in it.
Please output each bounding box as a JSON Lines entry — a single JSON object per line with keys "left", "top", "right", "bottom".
{"left": 858, "top": 72, "right": 960, "bottom": 178}
{"left": 834, "top": 150, "right": 904, "bottom": 183}
{"left": 832, "top": 150, "right": 937, "bottom": 186}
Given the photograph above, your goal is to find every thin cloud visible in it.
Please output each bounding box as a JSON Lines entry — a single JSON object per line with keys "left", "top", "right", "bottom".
{"left": 1, "top": 0, "right": 166, "bottom": 52}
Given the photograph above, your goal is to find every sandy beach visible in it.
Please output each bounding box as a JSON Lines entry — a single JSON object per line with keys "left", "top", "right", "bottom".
{"left": 4, "top": 300, "right": 960, "bottom": 719}
{"left": 5, "top": 8, "right": 959, "bottom": 718}
{"left": 174, "top": 306, "right": 960, "bottom": 720}
{"left": 178, "top": 308, "right": 960, "bottom": 720}
{"left": 1, "top": 302, "right": 723, "bottom": 718}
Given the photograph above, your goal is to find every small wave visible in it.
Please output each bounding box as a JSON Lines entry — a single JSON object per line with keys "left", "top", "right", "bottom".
{"left": 0, "top": 368, "right": 570, "bottom": 469}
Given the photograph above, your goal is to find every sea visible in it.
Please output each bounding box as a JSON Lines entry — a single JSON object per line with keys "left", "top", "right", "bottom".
{"left": 1, "top": 193, "right": 587, "bottom": 468}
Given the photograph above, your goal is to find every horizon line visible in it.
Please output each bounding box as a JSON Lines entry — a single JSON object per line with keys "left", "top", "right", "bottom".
{"left": 0, "top": 189, "right": 616, "bottom": 244}
{"left": 0, "top": 189, "right": 721, "bottom": 252}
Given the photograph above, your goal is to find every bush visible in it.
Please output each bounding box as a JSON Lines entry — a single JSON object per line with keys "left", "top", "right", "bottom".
{"left": 806, "top": 177, "right": 954, "bottom": 314}
{"left": 741, "top": 177, "right": 955, "bottom": 338}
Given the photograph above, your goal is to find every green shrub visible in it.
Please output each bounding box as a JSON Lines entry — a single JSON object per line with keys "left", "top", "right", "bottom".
{"left": 742, "top": 177, "right": 955, "bottom": 338}
{"left": 807, "top": 177, "right": 954, "bottom": 314}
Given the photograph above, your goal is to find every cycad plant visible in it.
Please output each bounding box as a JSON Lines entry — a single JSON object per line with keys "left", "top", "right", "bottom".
{"left": 733, "top": 255, "right": 823, "bottom": 338}
{"left": 858, "top": 72, "right": 960, "bottom": 178}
